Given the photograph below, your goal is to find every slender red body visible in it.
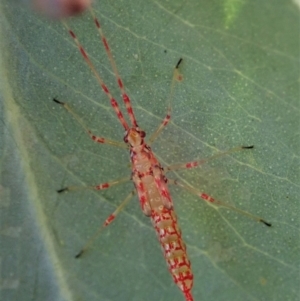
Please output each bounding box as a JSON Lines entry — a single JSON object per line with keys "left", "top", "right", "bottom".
{"left": 128, "top": 131, "right": 194, "bottom": 300}
{"left": 151, "top": 209, "right": 193, "bottom": 301}
{"left": 62, "top": 10, "right": 194, "bottom": 298}
{"left": 57, "top": 5, "right": 270, "bottom": 301}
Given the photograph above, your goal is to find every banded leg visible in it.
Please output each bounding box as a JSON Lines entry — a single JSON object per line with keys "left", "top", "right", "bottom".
{"left": 53, "top": 98, "right": 127, "bottom": 148}
{"left": 76, "top": 190, "right": 136, "bottom": 258}
{"left": 166, "top": 145, "right": 254, "bottom": 172}
{"left": 169, "top": 179, "right": 271, "bottom": 227}
{"left": 57, "top": 176, "right": 130, "bottom": 193}
{"left": 148, "top": 58, "right": 183, "bottom": 145}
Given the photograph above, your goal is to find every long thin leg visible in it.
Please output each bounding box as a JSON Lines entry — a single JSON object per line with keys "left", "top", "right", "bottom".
{"left": 148, "top": 58, "right": 183, "bottom": 145}
{"left": 75, "top": 190, "right": 136, "bottom": 258}
{"left": 57, "top": 176, "right": 130, "bottom": 193}
{"left": 166, "top": 145, "right": 254, "bottom": 172}
{"left": 62, "top": 21, "right": 130, "bottom": 130}
{"left": 53, "top": 98, "right": 127, "bottom": 148}
{"left": 89, "top": 7, "right": 138, "bottom": 127}
{"left": 168, "top": 179, "right": 271, "bottom": 227}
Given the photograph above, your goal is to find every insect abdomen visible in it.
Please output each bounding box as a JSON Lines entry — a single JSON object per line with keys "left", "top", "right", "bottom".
{"left": 151, "top": 207, "right": 193, "bottom": 299}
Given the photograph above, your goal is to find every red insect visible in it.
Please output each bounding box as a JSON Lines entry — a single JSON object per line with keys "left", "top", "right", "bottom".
{"left": 54, "top": 6, "right": 271, "bottom": 301}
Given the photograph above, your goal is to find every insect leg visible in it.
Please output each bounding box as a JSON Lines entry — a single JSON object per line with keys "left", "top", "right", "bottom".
{"left": 165, "top": 145, "right": 254, "bottom": 172}
{"left": 53, "top": 98, "right": 127, "bottom": 148}
{"left": 148, "top": 58, "right": 183, "bottom": 145}
{"left": 75, "top": 190, "right": 136, "bottom": 258}
{"left": 57, "top": 176, "right": 130, "bottom": 193}
{"left": 168, "top": 179, "right": 271, "bottom": 227}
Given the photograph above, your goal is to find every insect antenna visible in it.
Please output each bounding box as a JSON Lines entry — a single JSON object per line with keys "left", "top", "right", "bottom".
{"left": 88, "top": 7, "right": 138, "bottom": 127}
{"left": 61, "top": 21, "right": 130, "bottom": 131}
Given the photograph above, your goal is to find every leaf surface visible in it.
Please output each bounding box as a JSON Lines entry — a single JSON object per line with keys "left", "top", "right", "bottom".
{"left": 1, "top": 1, "right": 299, "bottom": 301}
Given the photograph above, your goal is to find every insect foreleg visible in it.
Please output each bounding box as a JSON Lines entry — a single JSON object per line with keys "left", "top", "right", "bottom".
{"left": 148, "top": 58, "right": 183, "bottom": 145}
{"left": 53, "top": 98, "right": 127, "bottom": 148}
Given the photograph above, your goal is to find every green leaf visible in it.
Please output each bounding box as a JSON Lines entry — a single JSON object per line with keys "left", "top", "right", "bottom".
{"left": 1, "top": 1, "right": 299, "bottom": 301}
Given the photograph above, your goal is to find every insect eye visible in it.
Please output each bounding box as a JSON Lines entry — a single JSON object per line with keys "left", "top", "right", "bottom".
{"left": 123, "top": 135, "right": 128, "bottom": 143}
{"left": 140, "top": 131, "right": 146, "bottom": 138}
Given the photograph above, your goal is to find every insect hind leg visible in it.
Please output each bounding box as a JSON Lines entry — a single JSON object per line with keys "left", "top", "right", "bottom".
{"left": 169, "top": 179, "right": 271, "bottom": 227}
{"left": 75, "top": 190, "right": 135, "bottom": 258}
